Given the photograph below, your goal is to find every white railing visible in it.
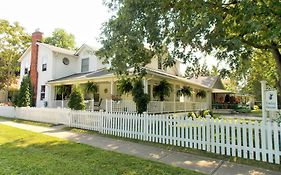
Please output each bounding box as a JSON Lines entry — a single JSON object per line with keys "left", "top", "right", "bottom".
{"left": 49, "top": 100, "right": 69, "bottom": 108}
{"left": 147, "top": 101, "right": 208, "bottom": 113}
{"left": 105, "top": 100, "right": 137, "bottom": 113}
{"left": 50, "top": 100, "right": 208, "bottom": 114}
{"left": 0, "top": 106, "right": 280, "bottom": 164}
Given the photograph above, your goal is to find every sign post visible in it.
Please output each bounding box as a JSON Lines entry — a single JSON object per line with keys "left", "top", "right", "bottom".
{"left": 260, "top": 81, "right": 267, "bottom": 123}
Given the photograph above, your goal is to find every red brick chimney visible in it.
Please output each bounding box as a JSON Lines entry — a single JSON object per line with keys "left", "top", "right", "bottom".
{"left": 30, "top": 29, "right": 43, "bottom": 104}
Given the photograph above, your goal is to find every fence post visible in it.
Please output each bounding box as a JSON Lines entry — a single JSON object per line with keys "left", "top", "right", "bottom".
{"left": 105, "top": 99, "right": 108, "bottom": 112}
{"left": 14, "top": 106, "right": 17, "bottom": 119}
{"left": 161, "top": 102, "right": 164, "bottom": 113}
{"left": 143, "top": 112, "right": 148, "bottom": 141}
{"left": 206, "top": 115, "right": 211, "bottom": 152}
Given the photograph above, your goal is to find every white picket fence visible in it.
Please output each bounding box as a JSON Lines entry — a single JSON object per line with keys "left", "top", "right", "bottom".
{"left": 0, "top": 106, "right": 280, "bottom": 164}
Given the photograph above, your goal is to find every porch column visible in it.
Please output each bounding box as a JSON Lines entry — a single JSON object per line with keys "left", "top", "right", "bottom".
{"left": 110, "top": 80, "right": 114, "bottom": 112}
{"left": 173, "top": 84, "right": 176, "bottom": 112}
{"left": 143, "top": 79, "right": 148, "bottom": 94}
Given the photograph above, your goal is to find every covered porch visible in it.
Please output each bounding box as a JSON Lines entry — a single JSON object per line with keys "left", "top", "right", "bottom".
{"left": 47, "top": 69, "right": 211, "bottom": 113}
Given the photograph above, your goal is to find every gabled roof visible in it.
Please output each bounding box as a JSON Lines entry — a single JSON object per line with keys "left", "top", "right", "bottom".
{"left": 145, "top": 67, "right": 210, "bottom": 89}
{"left": 74, "top": 44, "right": 99, "bottom": 56}
{"left": 18, "top": 46, "right": 31, "bottom": 62}
{"left": 189, "top": 76, "right": 220, "bottom": 89}
{"left": 18, "top": 42, "right": 77, "bottom": 62}
{"left": 38, "top": 43, "right": 76, "bottom": 55}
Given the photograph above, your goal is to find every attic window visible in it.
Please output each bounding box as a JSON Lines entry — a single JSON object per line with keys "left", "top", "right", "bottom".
{"left": 63, "top": 57, "right": 70, "bottom": 65}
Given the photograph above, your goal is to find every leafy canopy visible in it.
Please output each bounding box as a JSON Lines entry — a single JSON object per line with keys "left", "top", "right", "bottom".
{"left": 0, "top": 19, "right": 30, "bottom": 90}
{"left": 45, "top": 28, "right": 76, "bottom": 50}
{"left": 99, "top": 1, "right": 281, "bottom": 89}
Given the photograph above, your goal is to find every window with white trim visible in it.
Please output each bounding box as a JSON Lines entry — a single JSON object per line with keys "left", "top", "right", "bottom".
{"left": 40, "top": 85, "right": 46, "bottom": 100}
{"left": 42, "top": 57, "right": 47, "bottom": 71}
{"left": 81, "top": 58, "right": 89, "bottom": 72}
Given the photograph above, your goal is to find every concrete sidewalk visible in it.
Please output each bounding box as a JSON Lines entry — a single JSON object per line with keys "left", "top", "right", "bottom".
{"left": 0, "top": 120, "right": 280, "bottom": 175}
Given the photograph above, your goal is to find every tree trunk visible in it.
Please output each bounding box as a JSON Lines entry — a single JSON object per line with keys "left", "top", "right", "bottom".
{"left": 270, "top": 46, "right": 281, "bottom": 107}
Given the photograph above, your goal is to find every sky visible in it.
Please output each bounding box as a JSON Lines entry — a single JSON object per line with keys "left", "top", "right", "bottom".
{"left": 0, "top": 0, "right": 111, "bottom": 47}
{"left": 0, "top": 0, "right": 220, "bottom": 70}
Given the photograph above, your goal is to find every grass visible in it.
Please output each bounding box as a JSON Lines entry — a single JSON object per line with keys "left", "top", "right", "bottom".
{"left": 64, "top": 127, "right": 281, "bottom": 172}
{"left": 0, "top": 124, "right": 203, "bottom": 175}
{"left": 0, "top": 116, "right": 54, "bottom": 127}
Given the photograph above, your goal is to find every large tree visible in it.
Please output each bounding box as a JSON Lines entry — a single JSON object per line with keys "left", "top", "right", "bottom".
{"left": 0, "top": 19, "right": 30, "bottom": 90}
{"left": 98, "top": 0, "right": 281, "bottom": 91}
{"left": 45, "top": 28, "right": 76, "bottom": 50}
{"left": 185, "top": 60, "right": 210, "bottom": 78}
{"left": 240, "top": 50, "right": 278, "bottom": 100}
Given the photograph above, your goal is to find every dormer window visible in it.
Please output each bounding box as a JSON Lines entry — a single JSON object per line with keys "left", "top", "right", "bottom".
{"left": 81, "top": 58, "right": 89, "bottom": 72}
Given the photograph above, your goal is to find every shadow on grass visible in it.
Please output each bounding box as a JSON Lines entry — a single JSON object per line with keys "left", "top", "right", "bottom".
{"left": 0, "top": 138, "right": 201, "bottom": 175}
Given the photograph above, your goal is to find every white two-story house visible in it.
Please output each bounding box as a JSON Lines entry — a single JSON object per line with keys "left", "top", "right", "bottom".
{"left": 19, "top": 30, "right": 222, "bottom": 113}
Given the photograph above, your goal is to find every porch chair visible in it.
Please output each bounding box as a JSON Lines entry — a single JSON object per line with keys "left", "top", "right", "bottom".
{"left": 94, "top": 98, "right": 103, "bottom": 111}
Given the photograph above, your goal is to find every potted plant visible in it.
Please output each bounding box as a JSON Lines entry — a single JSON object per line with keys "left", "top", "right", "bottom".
{"left": 196, "top": 90, "right": 207, "bottom": 98}
{"left": 153, "top": 80, "right": 172, "bottom": 101}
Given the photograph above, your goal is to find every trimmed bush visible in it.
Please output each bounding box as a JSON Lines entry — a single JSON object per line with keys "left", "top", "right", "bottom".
{"left": 68, "top": 85, "right": 85, "bottom": 110}
{"left": 132, "top": 79, "right": 150, "bottom": 113}
{"left": 16, "top": 75, "right": 33, "bottom": 107}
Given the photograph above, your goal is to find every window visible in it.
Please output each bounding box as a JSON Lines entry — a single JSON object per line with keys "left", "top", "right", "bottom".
{"left": 24, "top": 68, "right": 29, "bottom": 74}
{"left": 42, "top": 63, "right": 47, "bottom": 71}
{"left": 40, "top": 85, "right": 46, "bottom": 100}
{"left": 81, "top": 58, "right": 89, "bottom": 72}
{"left": 63, "top": 57, "right": 70, "bottom": 65}
{"left": 158, "top": 57, "right": 163, "bottom": 70}
{"left": 42, "top": 57, "right": 47, "bottom": 71}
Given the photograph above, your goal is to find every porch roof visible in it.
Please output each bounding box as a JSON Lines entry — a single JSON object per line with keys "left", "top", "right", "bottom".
{"left": 212, "top": 88, "right": 234, "bottom": 94}
{"left": 47, "top": 69, "right": 114, "bottom": 84}
{"left": 145, "top": 68, "right": 210, "bottom": 89}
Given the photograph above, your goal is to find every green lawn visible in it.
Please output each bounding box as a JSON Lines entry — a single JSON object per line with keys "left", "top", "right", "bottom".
{"left": 0, "top": 124, "right": 203, "bottom": 175}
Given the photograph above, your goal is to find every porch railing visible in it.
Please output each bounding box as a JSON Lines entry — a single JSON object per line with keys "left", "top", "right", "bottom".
{"left": 50, "top": 99, "right": 208, "bottom": 113}
{"left": 105, "top": 100, "right": 208, "bottom": 113}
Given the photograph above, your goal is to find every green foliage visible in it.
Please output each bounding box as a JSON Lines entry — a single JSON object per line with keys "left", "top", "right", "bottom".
{"left": 153, "top": 80, "right": 172, "bottom": 101}
{"left": 84, "top": 81, "right": 98, "bottom": 99}
{"left": 185, "top": 60, "right": 210, "bottom": 78}
{"left": 16, "top": 75, "right": 33, "bottom": 107}
{"left": 10, "top": 90, "right": 19, "bottom": 106}
{"left": 132, "top": 79, "right": 150, "bottom": 113}
{"left": 56, "top": 85, "right": 70, "bottom": 100}
{"left": 99, "top": 1, "right": 281, "bottom": 94}
{"left": 68, "top": 85, "right": 85, "bottom": 110}
{"left": 117, "top": 77, "right": 133, "bottom": 95}
{"left": 196, "top": 90, "right": 207, "bottom": 99}
{"left": 44, "top": 28, "right": 76, "bottom": 49}
{"left": 240, "top": 50, "right": 279, "bottom": 101}
{"left": 0, "top": 19, "right": 30, "bottom": 90}
{"left": 177, "top": 86, "right": 192, "bottom": 97}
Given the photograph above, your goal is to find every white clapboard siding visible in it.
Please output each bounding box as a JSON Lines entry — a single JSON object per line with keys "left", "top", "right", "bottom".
{"left": 0, "top": 106, "right": 280, "bottom": 164}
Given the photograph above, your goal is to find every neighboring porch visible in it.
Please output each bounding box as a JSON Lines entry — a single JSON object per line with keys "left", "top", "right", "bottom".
{"left": 47, "top": 71, "right": 210, "bottom": 113}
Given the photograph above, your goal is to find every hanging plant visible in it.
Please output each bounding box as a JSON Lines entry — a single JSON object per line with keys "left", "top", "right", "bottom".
{"left": 153, "top": 79, "right": 172, "bottom": 101}
{"left": 117, "top": 77, "right": 133, "bottom": 95}
{"left": 84, "top": 81, "right": 98, "bottom": 99}
{"left": 176, "top": 86, "right": 192, "bottom": 97}
{"left": 196, "top": 90, "right": 207, "bottom": 98}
